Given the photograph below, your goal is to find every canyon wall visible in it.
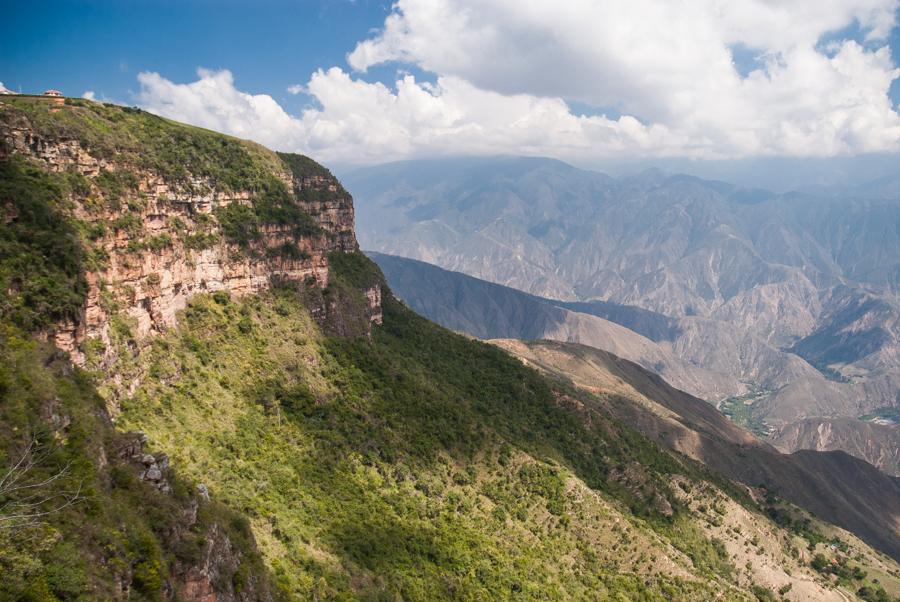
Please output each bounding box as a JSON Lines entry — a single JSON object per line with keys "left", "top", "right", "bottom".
{"left": 0, "top": 98, "right": 381, "bottom": 366}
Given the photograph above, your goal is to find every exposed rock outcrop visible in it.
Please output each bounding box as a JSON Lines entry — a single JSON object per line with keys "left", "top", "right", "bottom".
{"left": 0, "top": 98, "right": 380, "bottom": 367}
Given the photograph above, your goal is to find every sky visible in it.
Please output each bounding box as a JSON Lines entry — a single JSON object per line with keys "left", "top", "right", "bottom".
{"left": 3, "top": 0, "right": 900, "bottom": 171}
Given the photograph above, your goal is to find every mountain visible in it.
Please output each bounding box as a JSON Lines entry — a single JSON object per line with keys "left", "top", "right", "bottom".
{"left": 2, "top": 96, "right": 899, "bottom": 601}
{"left": 346, "top": 157, "right": 900, "bottom": 316}
{"left": 370, "top": 252, "right": 900, "bottom": 474}
{"left": 369, "top": 251, "right": 742, "bottom": 401}
{"left": 771, "top": 418, "right": 900, "bottom": 477}
{"left": 491, "top": 339, "right": 900, "bottom": 560}
{"left": 347, "top": 157, "right": 900, "bottom": 458}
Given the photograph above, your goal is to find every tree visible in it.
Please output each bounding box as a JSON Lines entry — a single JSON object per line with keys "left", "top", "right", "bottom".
{"left": 810, "top": 553, "right": 829, "bottom": 573}
{"left": 0, "top": 436, "right": 82, "bottom": 530}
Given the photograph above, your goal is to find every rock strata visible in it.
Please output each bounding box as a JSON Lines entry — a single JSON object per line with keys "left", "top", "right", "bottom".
{"left": 0, "top": 100, "right": 380, "bottom": 365}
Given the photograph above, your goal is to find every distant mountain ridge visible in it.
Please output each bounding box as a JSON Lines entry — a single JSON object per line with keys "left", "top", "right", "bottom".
{"left": 368, "top": 252, "right": 900, "bottom": 476}
{"left": 347, "top": 156, "right": 900, "bottom": 337}
{"left": 368, "top": 251, "right": 743, "bottom": 401}
{"left": 351, "top": 156, "right": 900, "bottom": 467}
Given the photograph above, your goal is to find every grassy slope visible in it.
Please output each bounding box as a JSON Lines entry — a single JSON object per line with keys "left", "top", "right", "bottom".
{"left": 0, "top": 326, "right": 274, "bottom": 601}
{"left": 103, "top": 253, "right": 764, "bottom": 600}
{"left": 0, "top": 99, "right": 296, "bottom": 600}
{"left": 0, "top": 157, "right": 89, "bottom": 332}
{"left": 492, "top": 338, "right": 900, "bottom": 602}
{"left": 2, "top": 97, "right": 284, "bottom": 191}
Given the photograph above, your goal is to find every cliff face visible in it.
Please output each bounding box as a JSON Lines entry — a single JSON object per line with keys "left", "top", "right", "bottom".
{"left": 0, "top": 97, "right": 380, "bottom": 366}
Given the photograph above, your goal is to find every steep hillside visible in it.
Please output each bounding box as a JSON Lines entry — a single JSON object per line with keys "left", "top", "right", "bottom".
{"left": 490, "top": 339, "right": 900, "bottom": 565}
{"left": 370, "top": 252, "right": 742, "bottom": 400}
{"left": 772, "top": 418, "right": 900, "bottom": 477}
{"left": 108, "top": 280, "right": 900, "bottom": 600}
{"left": 367, "top": 235, "right": 899, "bottom": 464}
{"left": 370, "top": 255, "right": 900, "bottom": 534}
{"left": 2, "top": 97, "right": 899, "bottom": 601}
{"left": 0, "top": 329, "right": 276, "bottom": 600}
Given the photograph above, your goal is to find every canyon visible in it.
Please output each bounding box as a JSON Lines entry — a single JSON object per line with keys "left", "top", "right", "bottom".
{"left": 2, "top": 97, "right": 898, "bottom": 601}
{"left": 348, "top": 157, "right": 900, "bottom": 474}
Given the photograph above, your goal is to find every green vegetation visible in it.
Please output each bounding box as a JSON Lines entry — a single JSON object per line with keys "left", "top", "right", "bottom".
{"left": 1, "top": 98, "right": 323, "bottom": 263}
{"left": 327, "top": 250, "right": 382, "bottom": 290}
{"left": 3, "top": 97, "right": 285, "bottom": 191}
{"left": 859, "top": 407, "right": 900, "bottom": 426}
{"left": 719, "top": 388, "right": 771, "bottom": 438}
{"left": 94, "top": 169, "right": 140, "bottom": 209}
{"left": 277, "top": 151, "right": 351, "bottom": 204}
{"left": 103, "top": 256, "right": 748, "bottom": 600}
{"left": 276, "top": 151, "right": 338, "bottom": 182}
{"left": 0, "top": 156, "right": 87, "bottom": 331}
{"left": 762, "top": 491, "right": 829, "bottom": 549}
{"left": 808, "top": 360, "right": 850, "bottom": 383}
{"left": 214, "top": 180, "right": 319, "bottom": 251}
{"left": 0, "top": 326, "right": 275, "bottom": 600}
{"left": 811, "top": 551, "right": 869, "bottom": 584}
{"left": 750, "top": 585, "right": 777, "bottom": 602}
{"left": 857, "top": 584, "right": 893, "bottom": 602}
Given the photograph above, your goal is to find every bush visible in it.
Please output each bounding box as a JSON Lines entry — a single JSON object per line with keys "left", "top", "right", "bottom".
{"left": 0, "top": 157, "right": 88, "bottom": 331}
{"left": 215, "top": 202, "right": 260, "bottom": 247}
{"left": 751, "top": 585, "right": 777, "bottom": 602}
{"left": 857, "top": 585, "right": 891, "bottom": 602}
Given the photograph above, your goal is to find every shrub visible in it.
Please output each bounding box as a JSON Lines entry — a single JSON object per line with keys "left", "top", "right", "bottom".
{"left": 0, "top": 157, "right": 88, "bottom": 330}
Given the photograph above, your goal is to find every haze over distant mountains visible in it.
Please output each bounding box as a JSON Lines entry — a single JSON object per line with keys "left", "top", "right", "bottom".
{"left": 347, "top": 157, "right": 900, "bottom": 474}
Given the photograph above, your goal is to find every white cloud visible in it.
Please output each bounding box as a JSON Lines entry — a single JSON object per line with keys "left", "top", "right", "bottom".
{"left": 135, "top": 1, "right": 900, "bottom": 163}
{"left": 287, "top": 84, "right": 305, "bottom": 95}
{"left": 347, "top": 0, "right": 900, "bottom": 156}
{"left": 82, "top": 91, "right": 96, "bottom": 101}
{"left": 137, "top": 67, "right": 694, "bottom": 164}
{"left": 137, "top": 69, "right": 305, "bottom": 152}
{"left": 0, "top": 82, "right": 11, "bottom": 94}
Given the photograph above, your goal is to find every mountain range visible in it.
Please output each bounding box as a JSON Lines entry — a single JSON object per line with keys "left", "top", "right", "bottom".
{"left": 369, "top": 252, "right": 900, "bottom": 478}
{"left": 347, "top": 158, "right": 900, "bottom": 472}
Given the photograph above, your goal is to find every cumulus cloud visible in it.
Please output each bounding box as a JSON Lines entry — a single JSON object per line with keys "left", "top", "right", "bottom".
{"left": 286, "top": 83, "right": 305, "bottom": 95}
{"left": 82, "top": 91, "right": 96, "bottom": 101}
{"left": 138, "top": 69, "right": 305, "bottom": 152}
{"left": 348, "top": 0, "right": 900, "bottom": 157}
{"left": 135, "top": 1, "right": 900, "bottom": 163}
{"left": 137, "top": 67, "right": 689, "bottom": 164}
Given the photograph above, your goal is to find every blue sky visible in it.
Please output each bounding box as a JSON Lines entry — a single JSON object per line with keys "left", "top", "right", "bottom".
{"left": 3, "top": 1, "right": 899, "bottom": 165}
{"left": 1, "top": 1, "right": 393, "bottom": 108}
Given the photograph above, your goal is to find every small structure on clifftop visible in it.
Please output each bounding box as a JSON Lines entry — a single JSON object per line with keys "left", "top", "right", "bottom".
{"left": 43, "top": 89, "right": 63, "bottom": 97}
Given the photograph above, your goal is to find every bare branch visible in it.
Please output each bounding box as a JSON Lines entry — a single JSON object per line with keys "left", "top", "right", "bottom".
{"left": 0, "top": 437, "right": 37, "bottom": 491}
{"left": 0, "top": 435, "right": 83, "bottom": 530}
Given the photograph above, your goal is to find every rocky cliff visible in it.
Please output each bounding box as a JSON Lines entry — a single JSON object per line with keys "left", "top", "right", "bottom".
{"left": 0, "top": 96, "right": 381, "bottom": 368}
{"left": 0, "top": 96, "right": 382, "bottom": 600}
